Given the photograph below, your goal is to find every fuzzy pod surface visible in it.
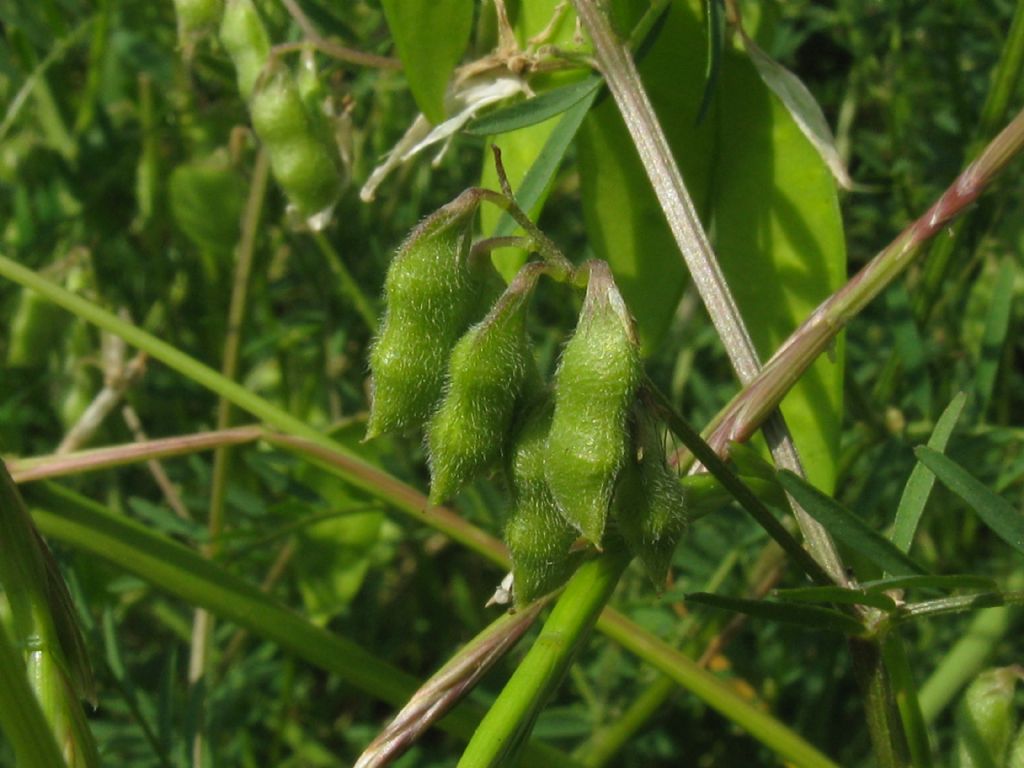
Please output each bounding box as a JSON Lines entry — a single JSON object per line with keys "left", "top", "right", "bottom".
{"left": 366, "top": 190, "right": 486, "bottom": 438}
{"left": 956, "top": 666, "right": 1022, "bottom": 768}
{"left": 545, "top": 261, "right": 641, "bottom": 545}
{"left": 613, "top": 410, "right": 689, "bottom": 588}
{"left": 426, "top": 264, "right": 541, "bottom": 504}
{"left": 219, "top": 0, "right": 271, "bottom": 101}
{"left": 504, "top": 400, "right": 582, "bottom": 607}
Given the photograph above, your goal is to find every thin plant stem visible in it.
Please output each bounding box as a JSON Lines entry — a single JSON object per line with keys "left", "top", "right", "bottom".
{"left": 571, "top": 0, "right": 846, "bottom": 583}
{"left": 575, "top": 674, "right": 676, "bottom": 767}
{"left": 188, "top": 146, "right": 269, "bottom": 767}
{"left": 850, "top": 639, "right": 911, "bottom": 768}
{"left": 881, "top": 634, "right": 933, "bottom": 768}
{"left": 311, "top": 231, "right": 379, "bottom": 333}
{"left": 0, "top": 621, "right": 68, "bottom": 768}
{"left": 457, "top": 551, "right": 631, "bottom": 767}
{"left": 644, "top": 383, "right": 832, "bottom": 585}
{"left": 697, "top": 107, "right": 1024, "bottom": 463}
{"left": 277, "top": 0, "right": 401, "bottom": 70}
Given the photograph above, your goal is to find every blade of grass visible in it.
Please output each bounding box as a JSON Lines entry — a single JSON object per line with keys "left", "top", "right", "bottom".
{"left": 890, "top": 393, "right": 968, "bottom": 553}
{"left": 686, "top": 593, "right": 865, "bottom": 635}
{"left": 915, "top": 447, "right": 1024, "bottom": 556}
{"left": 0, "top": 620, "right": 68, "bottom": 768}
{"left": 972, "top": 259, "right": 1014, "bottom": 418}
{"left": 778, "top": 471, "right": 928, "bottom": 577}
{"left": 881, "top": 634, "right": 933, "bottom": 768}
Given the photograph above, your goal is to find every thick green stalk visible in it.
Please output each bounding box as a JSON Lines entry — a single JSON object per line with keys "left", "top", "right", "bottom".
{"left": 0, "top": 620, "right": 67, "bottom": 768}
{"left": 457, "top": 552, "right": 631, "bottom": 767}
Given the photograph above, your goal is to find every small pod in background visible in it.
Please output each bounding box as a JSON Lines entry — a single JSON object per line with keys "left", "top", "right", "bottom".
{"left": 1010, "top": 720, "right": 1024, "bottom": 768}
{"left": 366, "top": 189, "right": 487, "bottom": 438}
{"left": 504, "top": 399, "right": 583, "bottom": 607}
{"left": 956, "top": 666, "right": 1022, "bottom": 768}
{"left": 249, "top": 67, "right": 342, "bottom": 223}
{"left": 613, "top": 406, "right": 689, "bottom": 589}
{"left": 173, "top": 0, "right": 223, "bottom": 51}
{"left": 545, "top": 261, "right": 641, "bottom": 546}
{"left": 219, "top": 0, "right": 271, "bottom": 101}
{"left": 427, "top": 263, "right": 543, "bottom": 504}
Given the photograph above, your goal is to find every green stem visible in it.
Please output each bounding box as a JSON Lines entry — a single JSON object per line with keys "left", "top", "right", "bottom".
{"left": 850, "top": 638, "right": 911, "bottom": 768}
{"left": 645, "top": 384, "right": 832, "bottom": 585}
{"left": 0, "top": 621, "right": 67, "bottom": 768}
{"left": 457, "top": 551, "right": 631, "bottom": 767}
{"left": 311, "top": 231, "right": 379, "bottom": 333}
{"left": 575, "top": 674, "right": 675, "bottom": 767}
{"left": 881, "top": 633, "right": 933, "bottom": 768}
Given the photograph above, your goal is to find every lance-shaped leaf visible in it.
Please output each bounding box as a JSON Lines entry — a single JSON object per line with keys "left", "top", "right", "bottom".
{"left": 916, "top": 447, "right": 1024, "bottom": 557}
{"left": 686, "top": 592, "right": 865, "bottom": 635}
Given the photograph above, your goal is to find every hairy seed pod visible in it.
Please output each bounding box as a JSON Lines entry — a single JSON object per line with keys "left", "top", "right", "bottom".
{"left": 504, "top": 400, "right": 583, "bottom": 607}
{"left": 545, "top": 261, "right": 641, "bottom": 545}
{"left": 366, "top": 190, "right": 486, "bottom": 438}
{"left": 427, "top": 264, "right": 542, "bottom": 504}
{"left": 613, "top": 409, "right": 689, "bottom": 588}
{"left": 219, "top": 0, "right": 271, "bottom": 101}
{"left": 956, "top": 667, "right": 1021, "bottom": 768}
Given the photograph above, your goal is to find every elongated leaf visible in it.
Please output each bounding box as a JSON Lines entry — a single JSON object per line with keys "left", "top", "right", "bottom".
{"left": 973, "top": 259, "right": 1015, "bottom": 417}
{"left": 739, "top": 30, "right": 853, "bottom": 189}
{"left": 860, "top": 574, "right": 999, "bottom": 594}
{"left": 915, "top": 447, "right": 1024, "bottom": 557}
{"left": 578, "top": 1, "right": 845, "bottom": 490}
{"left": 890, "top": 392, "right": 968, "bottom": 553}
{"left": 686, "top": 592, "right": 865, "bottom": 635}
{"left": 381, "top": 0, "right": 474, "bottom": 124}
{"left": 773, "top": 586, "right": 897, "bottom": 612}
{"left": 26, "top": 483, "right": 569, "bottom": 767}
{"left": 465, "top": 77, "right": 602, "bottom": 136}
{"left": 695, "top": 0, "right": 724, "bottom": 124}
{"left": 778, "top": 471, "right": 927, "bottom": 577}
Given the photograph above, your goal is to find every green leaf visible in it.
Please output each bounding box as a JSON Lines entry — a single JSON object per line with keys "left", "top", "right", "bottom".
{"left": 578, "top": 2, "right": 845, "bottom": 489}
{"left": 686, "top": 592, "right": 865, "bottom": 635}
{"left": 890, "top": 392, "right": 968, "bottom": 553}
{"left": 860, "top": 574, "right": 999, "bottom": 594}
{"left": 778, "top": 471, "right": 927, "bottom": 577}
{"left": 973, "top": 259, "right": 1015, "bottom": 417}
{"left": 381, "top": 0, "right": 474, "bottom": 124}
{"left": 915, "top": 447, "right": 1024, "bottom": 557}
{"left": 695, "top": 0, "right": 724, "bottom": 124}
{"left": 465, "top": 77, "right": 602, "bottom": 136}
{"left": 773, "top": 586, "right": 898, "bottom": 612}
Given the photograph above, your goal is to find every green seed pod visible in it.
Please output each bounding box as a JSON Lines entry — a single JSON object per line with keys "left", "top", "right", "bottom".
{"left": 504, "top": 400, "right": 583, "bottom": 607}
{"left": 427, "top": 264, "right": 542, "bottom": 504}
{"left": 613, "top": 408, "right": 689, "bottom": 588}
{"left": 366, "top": 190, "right": 486, "bottom": 438}
{"left": 956, "top": 666, "right": 1022, "bottom": 768}
{"left": 249, "top": 68, "right": 342, "bottom": 221}
{"left": 545, "top": 261, "right": 641, "bottom": 545}
{"left": 219, "top": 0, "right": 271, "bottom": 101}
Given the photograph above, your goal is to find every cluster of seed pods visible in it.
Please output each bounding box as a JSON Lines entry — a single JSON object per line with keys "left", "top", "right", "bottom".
{"left": 366, "top": 192, "right": 690, "bottom": 605}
